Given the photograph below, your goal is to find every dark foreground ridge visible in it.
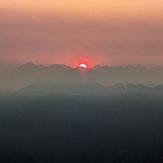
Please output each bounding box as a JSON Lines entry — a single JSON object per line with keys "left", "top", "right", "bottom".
{"left": 0, "top": 82, "right": 163, "bottom": 162}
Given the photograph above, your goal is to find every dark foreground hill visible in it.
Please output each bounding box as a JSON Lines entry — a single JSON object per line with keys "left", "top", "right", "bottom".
{"left": 0, "top": 83, "right": 163, "bottom": 162}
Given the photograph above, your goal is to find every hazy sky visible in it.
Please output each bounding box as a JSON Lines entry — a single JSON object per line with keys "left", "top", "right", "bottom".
{"left": 0, "top": 0, "right": 163, "bottom": 72}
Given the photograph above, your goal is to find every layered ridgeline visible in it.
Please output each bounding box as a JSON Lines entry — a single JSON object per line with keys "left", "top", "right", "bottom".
{"left": 1, "top": 65, "right": 163, "bottom": 162}
{"left": 0, "top": 81, "right": 163, "bottom": 102}
{"left": 1, "top": 81, "right": 163, "bottom": 162}
{"left": 1, "top": 62, "right": 163, "bottom": 90}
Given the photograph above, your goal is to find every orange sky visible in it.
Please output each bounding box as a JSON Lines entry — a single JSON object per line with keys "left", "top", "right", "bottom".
{"left": 0, "top": 0, "right": 163, "bottom": 72}
{"left": 1, "top": 0, "right": 163, "bottom": 18}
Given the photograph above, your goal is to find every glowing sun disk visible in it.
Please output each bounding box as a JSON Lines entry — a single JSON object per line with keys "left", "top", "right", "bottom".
{"left": 79, "top": 63, "right": 87, "bottom": 69}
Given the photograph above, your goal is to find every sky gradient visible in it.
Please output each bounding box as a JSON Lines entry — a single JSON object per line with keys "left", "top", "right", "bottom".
{"left": 0, "top": 0, "right": 163, "bottom": 72}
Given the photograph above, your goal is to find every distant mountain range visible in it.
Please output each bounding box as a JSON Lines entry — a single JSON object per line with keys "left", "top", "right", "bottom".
{"left": 0, "top": 81, "right": 163, "bottom": 111}
{"left": 1, "top": 62, "right": 163, "bottom": 90}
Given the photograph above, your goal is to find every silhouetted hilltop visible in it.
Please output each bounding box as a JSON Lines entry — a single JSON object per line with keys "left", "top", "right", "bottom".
{"left": 0, "top": 63, "right": 80, "bottom": 90}
{"left": 18, "top": 82, "right": 163, "bottom": 103}
{"left": 87, "top": 65, "right": 163, "bottom": 86}
{"left": 18, "top": 81, "right": 104, "bottom": 96}
{"left": 1, "top": 63, "right": 163, "bottom": 90}
{"left": 1, "top": 81, "right": 163, "bottom": 102}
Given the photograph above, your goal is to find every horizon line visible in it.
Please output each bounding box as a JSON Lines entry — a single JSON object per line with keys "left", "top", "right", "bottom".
{"left": 18, "top": 62, "right": 163, "bottom": 69}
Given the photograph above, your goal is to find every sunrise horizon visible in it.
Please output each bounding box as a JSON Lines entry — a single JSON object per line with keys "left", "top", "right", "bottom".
{"left": 1, "top": 0, "right": 163, "bottom": 72}
{"left": 1, "top": 1, "right": 163, "bottom": 162}
{"left": 2, "top": 61, "right": 163, "bottom": 74}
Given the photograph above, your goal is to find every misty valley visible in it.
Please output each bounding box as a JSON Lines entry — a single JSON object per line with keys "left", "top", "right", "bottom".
{"left": 1, "top": 78, "right": 163, "bottom": 162}
{"left": 1, "top": 0, "right": 163, "bottom": 161}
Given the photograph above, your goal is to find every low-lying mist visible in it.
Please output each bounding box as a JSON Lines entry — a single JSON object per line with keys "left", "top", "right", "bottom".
{"left": 0, "top": 81, "right": 163, "bottom": 162}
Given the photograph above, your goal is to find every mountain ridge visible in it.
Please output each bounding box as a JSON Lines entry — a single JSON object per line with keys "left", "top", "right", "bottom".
{"left": 1, "top": 62, "right": 163, "bottom": 90}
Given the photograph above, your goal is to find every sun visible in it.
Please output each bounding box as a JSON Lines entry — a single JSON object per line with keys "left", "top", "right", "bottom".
{"left": 79, "top": 63, "right": 87, "bottom": 69}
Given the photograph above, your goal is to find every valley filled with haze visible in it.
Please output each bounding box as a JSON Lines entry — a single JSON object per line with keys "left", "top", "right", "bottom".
{"left": 1, "top": 0, "right": 163, "bottom": 162}
{"left": 1, "top": 63, "right": 163, "bottom": 162}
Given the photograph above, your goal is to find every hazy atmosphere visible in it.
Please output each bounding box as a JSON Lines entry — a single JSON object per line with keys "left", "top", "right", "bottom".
{"left": 1, "top": 1, "right": 163, "bottom": 163}
{"left": 1, "top": 0, "right": 163, "bottom": 73}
